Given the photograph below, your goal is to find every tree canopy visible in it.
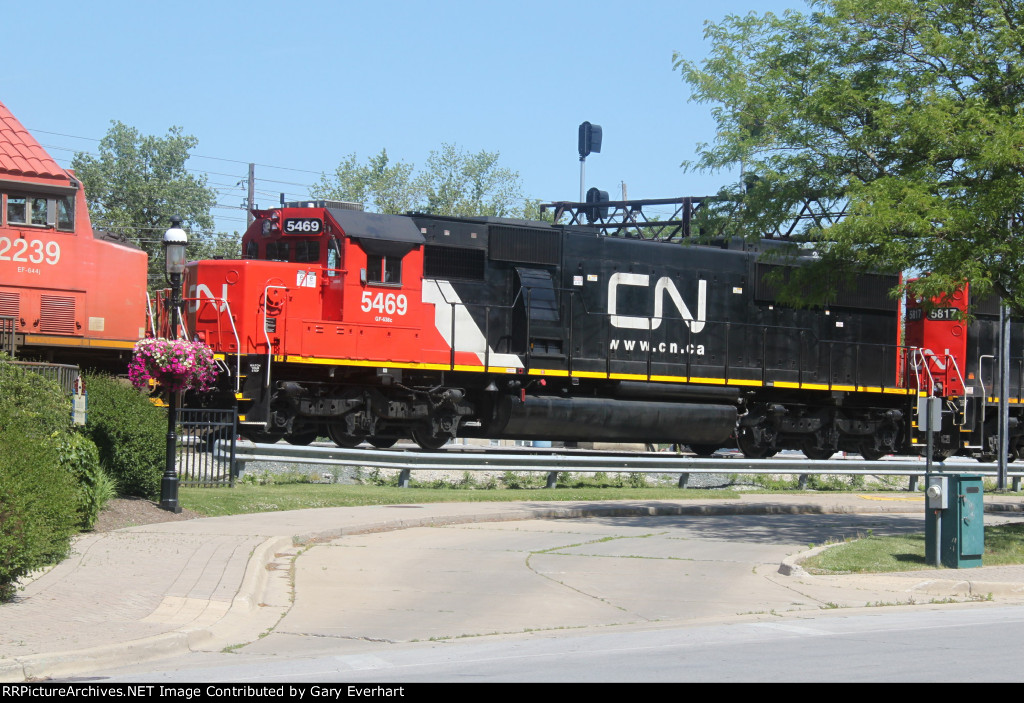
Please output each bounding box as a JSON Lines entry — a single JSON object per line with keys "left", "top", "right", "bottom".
{"left": 312, "top": 144, "right": 538, "bottom": 219}
{"left": 71, "top": 122, "right": 220, "bottom": 280}
{"left": 676, "top": 0, "right": 1024, "bottom": 312}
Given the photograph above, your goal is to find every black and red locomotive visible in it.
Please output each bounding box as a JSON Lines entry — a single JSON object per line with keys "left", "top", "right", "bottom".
{"left": 177, "top": 198, "right": 1022, "bottom": 460}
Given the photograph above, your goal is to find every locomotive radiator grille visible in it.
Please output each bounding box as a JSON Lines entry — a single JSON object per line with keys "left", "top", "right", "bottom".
{"left": 0, "top": 291, "right": 19, "bottom": 318}
{"left": 39, "top": 295, "right": 76, "bottom": 334}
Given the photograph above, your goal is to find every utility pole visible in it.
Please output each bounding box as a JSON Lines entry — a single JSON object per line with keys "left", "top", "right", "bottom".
{"left": 998, "top": 302, "right": 1011, "bottom": 489}
{"left": 247, "top": 163, "right": 256, "bottom": 228}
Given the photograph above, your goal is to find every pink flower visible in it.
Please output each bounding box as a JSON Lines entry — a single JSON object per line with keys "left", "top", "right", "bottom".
{"left": 129, "top": 338, "right": 219, "bottom": 393}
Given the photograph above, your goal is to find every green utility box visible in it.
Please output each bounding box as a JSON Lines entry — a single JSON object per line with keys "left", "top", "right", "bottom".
{"left": 925, "top": 474, "right": 984, "bottom": 568}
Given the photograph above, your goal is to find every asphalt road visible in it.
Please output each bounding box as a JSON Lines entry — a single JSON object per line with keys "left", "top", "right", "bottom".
{"left": 91, "top": 510, "right": 1024, "bottom": 682}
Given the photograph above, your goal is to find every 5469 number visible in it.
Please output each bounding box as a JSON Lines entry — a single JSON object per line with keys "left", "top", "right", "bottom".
{"left": 361, "top": 291, "right": 408, "bottom": 316}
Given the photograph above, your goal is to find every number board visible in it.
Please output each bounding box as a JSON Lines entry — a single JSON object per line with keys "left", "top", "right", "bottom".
{"left": 907, "top": 307, "right": 960, "bottom": 322}
{"left": 282, "top": 218, "right": 323, "bottom": 235}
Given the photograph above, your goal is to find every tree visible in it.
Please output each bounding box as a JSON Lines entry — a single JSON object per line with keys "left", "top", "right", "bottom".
{"left": 312, "top": 149, "right": 419, "bottom": 215}
{"left": 675, "top": 0, "right": 1024, "bottom": 312}
{"left": 312, "top": 144, "right": 532, "bottom": 218}
{"left": 417, "top": 144, "right": 526, "bottom": 218}
{"left": 71, "top": 122, "right": 217, "bottom": 279}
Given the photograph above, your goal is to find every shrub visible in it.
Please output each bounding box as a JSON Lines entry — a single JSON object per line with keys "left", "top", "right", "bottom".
{"left": 57, "top": 431, "right": 115, "bottom": 529}
{"left": 0, "top": 361, "right": 79, "bottom": 600}
{"left": 83, "top": 374, "right": 166, "bottom": 499}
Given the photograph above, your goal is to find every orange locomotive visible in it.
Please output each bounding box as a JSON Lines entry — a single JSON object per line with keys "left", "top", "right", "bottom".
{"left": 0, "top": 101, "right": 148, "bottom": 367}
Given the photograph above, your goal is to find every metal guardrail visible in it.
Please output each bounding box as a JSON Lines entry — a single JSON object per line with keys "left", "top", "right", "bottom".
{"left": 223, "top": 441, "right": 1024, "bottom": 489}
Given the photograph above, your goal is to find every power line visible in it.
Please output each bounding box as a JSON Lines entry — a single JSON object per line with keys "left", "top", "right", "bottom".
{"left": 30, "top": 127, "right": 325, "bottom": 175}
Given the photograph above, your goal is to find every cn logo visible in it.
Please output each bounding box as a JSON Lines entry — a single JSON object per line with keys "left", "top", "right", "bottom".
{"left": 189, "top": 283, "right": 229, "bottom": 313}
{"left": 607, "top": 273, "right": 707, "bottom": 332}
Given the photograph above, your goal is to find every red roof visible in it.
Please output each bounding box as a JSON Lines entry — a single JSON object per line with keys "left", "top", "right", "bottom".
{"left": 0, "top": 100, "right": 68, "bottom": 181}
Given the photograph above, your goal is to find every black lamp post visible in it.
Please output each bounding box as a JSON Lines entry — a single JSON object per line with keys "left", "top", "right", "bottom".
{"left": 160, "top": 216, "right": 187, "bottom": 513}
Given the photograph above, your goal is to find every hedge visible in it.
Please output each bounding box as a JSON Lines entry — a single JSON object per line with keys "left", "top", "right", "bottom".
{"left": 0, "top": 361, "right": 80, "bottom": 601}
{"left": 83, "top": 374, "right": 166, "bottom": 500}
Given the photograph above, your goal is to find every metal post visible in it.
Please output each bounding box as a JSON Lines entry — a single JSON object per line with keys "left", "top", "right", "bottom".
{"left": 579, "top": 156, "right": 586, "bottom": 203}
{"left": 998, "top": 303, "right": 1011, "bottom": 490}
{"left": 160, "top": 270, "right": 183, "bottom": 513}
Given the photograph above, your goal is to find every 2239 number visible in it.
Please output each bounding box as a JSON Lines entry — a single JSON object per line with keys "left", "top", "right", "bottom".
{"left": 0, "top": 236, "right": 61, "bottom": 265}
{"left": 361, "top": 291, "right": 408, "bottom": 316}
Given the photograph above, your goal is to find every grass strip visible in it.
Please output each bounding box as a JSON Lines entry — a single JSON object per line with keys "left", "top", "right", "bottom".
{"left": 802, "top": 523, "right": 1024, "bottom": 574}
{"left": 180, "top": 484, "right": 738, "bottom": 517}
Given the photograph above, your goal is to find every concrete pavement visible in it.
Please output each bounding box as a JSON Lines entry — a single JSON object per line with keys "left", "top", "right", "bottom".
{"left": 3, "top": 492, "right": 1024, "bottom": 681}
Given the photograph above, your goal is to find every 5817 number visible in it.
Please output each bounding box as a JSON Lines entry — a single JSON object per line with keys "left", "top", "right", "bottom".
{"left": 0, "top": 236, "right": 61, "bottom": 265}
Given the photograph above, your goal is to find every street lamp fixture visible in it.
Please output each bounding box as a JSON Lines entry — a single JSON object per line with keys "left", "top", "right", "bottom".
{"left": 160, "top": 216, "right": 187, "bottom": 513}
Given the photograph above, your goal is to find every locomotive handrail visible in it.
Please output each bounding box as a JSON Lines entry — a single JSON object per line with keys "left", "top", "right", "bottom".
{"left": 909, "top": 347, "right": 935, "bottom": 395}
{"left": 219, "top": 297, "right": 242, "bottom": 394}
{"left": 176, "top": 305, "right": 191, "bottom": 341}
{"left": 947, "top": 351, "right": 967, "bottom": 396}
{"left": 183, "top": 295, "right": 243, "bottom": 394}
{"left": 145, "top": 293, "right": 157, "bottom": 338}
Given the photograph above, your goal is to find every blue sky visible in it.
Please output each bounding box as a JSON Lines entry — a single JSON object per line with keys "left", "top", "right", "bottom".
{"left": 3, "top": 0, "right": 803, "bottom": 234}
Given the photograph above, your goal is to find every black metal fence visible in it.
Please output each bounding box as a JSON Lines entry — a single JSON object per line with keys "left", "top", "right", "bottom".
{"left": 0, "top": 316, "right": 14, "bottom": 356}
{"left": 175, "top": 407, "right": 238, "bottom": 487}
{"left": 9, "top": 361, "right": 80, "bottom": 394}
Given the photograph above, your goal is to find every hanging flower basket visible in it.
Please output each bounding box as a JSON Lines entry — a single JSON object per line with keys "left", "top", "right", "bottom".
{"left": 128, "top": 338, "right": 219, "bottom": 394}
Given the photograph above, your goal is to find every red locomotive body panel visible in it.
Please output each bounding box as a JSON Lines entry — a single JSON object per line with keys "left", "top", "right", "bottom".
{"left": 0, "top": 100, "right": 147, "bottom": 362}
{"left": 189, "top": 206, "right": 469, "bottom": 370}
{"left": 905, "top": 285, "right": 969, "bottom": 397}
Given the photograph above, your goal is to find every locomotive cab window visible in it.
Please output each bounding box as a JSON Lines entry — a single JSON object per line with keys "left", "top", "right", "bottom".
{"left": 366, "top": 254, "right": 402, "bottom": 286}
{"left": 4, "top": 194, "right": 72, "bottom": 230}
{"left": 293, "top": 240, "right": 321, "bottom": 264}
{"left": 265, "top": 240, "right": 289, "bottom": 261}
{"left": 6, "top": 196, "right": 27, "bottom": 225}
{"left": 56, "top": 195, "right": 74, "bottom": 232}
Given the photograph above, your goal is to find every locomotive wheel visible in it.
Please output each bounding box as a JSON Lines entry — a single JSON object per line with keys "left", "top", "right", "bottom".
{"left": 285, "top": 431, "right": 318, "bottom": 446}
{"left": 411, "top": 428, "right": 449, "bottom": 450}
{"left": 368, "top": 436, "right": 399, "bottom": 449}
{"left": 802, "top": 445, "right": 835, "bottom": 461}
{"left": 860, "top": 446, "right": 885, "bottom": 461}
{"left": 688, "top": 444, "right": 719, "bottom": 457}
{"left": 327, "top": 422, "right": 362, "bottom": 448}
{"left": 737, "top": 428, "right": 773, "bottom": 459}
{"left": 241, "top": 427, "right": 282, "bottom": 444}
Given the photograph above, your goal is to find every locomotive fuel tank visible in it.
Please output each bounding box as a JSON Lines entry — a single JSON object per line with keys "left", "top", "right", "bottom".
{"left": 486, "top": 394, "right": 737, "bottom": 444}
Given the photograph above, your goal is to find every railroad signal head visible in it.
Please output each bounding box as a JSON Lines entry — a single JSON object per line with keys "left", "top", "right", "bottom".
{"left": 579, "top": 121, "right": 602, "bottom": 158}
{"left": 585, "top": 187, "right": 609, "bottom": 222}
